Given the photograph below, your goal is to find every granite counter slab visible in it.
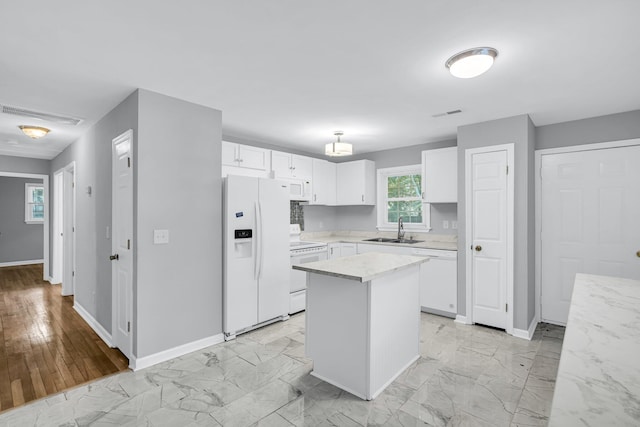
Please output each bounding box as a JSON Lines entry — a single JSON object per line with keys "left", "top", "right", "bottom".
{"left": 300, "top": 231, "right": 458, "bottom": 251}
{"left": 548, "top": 273, "right": 640, "bottom": 426}
{"left": 292, "top": 252, "right": 428, "bottom": 282}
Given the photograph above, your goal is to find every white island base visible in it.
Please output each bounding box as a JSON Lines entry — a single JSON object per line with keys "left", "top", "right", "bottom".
{"left": 300, "top": 253, "right": 424, "bottom": 400}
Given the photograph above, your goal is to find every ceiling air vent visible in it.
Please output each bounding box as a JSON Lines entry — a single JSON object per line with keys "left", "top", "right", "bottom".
{"left": 431, "top": 109, "right": 462, "bottom": 118}
{"left": 1, "top": 105, "right": 83, "bottom": 126}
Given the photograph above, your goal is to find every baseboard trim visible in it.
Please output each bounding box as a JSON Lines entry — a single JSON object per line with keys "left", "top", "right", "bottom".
{"left": 513, "top": 317, "right": 538, "bottom": 341}
{"left": 131, "top": 333, "right": 225, "bottom": 371}
{"left": 454, "top": 315, "right": 470, "bottom": 325}
{"left": 0, "top": 259, "right": 44, "bottom": 268}
{"left": 74, "top": 303, "right": 113, "bottom": 347}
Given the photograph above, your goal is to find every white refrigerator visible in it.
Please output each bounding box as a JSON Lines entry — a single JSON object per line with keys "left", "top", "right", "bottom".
{"left": 223, "top": 175, "right": 290, "bottom": 339}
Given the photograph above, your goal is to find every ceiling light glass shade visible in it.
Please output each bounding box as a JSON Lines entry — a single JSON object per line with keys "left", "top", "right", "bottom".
{"left": 325, "top": 141, "right": 353, "bottom": 157}
{"left": 446, "top": 47, "right": 498, "bottom": 78}
{"left": 19, "top": 125, "right": 50, "bottom": 139}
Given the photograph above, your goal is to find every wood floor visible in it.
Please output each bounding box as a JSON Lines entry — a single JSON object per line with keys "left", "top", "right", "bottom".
{"left": 0, "top": 264, "right": 129, "bottom": 413}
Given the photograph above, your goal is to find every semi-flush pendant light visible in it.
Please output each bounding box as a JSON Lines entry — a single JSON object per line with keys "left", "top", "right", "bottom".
{"left": 446, "top": 47, "right": 498, "bottom": 78}
{"left": 19, "top": 125, "right": 51, "bottom": 139}
{"left": 325, "top": 131, "right": 353, "bottom": 157}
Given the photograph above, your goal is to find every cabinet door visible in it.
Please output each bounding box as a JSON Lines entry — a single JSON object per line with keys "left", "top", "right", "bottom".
{"left": 420, "top": 257, "right": 457, "bottom": 313}
{"left": 292, "top": 155, "right": 313, "bottom": 179}
{"left": 236, "top": 145, "right": 269, "bottom": 171}
{"left": 422, "top": 147, "right": 457, "bottom": 203}
{"left": 340, "top": 243, "right": 357, "bottom": 257}
{"left": 337, "top": 160, "right": 375, "bottom": 205}
{"left": 328, "top": 243, "right": 340, "bottom": 259}
{"left": 311, "top": 159, "right": 336, "bottom": 205}
{"left": 221, "top": 141, "right": 238, "bottom": 166}
{"left": 271, "top": 151, "right": 292, "bottom": 178}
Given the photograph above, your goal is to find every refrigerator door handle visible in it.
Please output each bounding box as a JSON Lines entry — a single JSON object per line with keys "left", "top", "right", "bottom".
{"left": 255, "top": 201, "right": 263, "bottom": 280}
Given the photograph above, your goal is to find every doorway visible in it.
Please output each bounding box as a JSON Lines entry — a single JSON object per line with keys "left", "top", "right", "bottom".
{"left": 536, "top": 139, "right": 640, "bottom": 325}
{"left": 465, "top": 143, "right": 514, "bottom": 334}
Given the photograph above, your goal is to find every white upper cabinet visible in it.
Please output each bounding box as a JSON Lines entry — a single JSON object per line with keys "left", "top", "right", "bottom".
{"left": 311, "top": 159, "right": 336, "bottom": 205}
{"left": 337, "top": 160, "right": 376, "bottom": 205}
{"left": 422, "top": 147, "right": 457, "bottom": 203}
{"left": 271, "top": 151, "right": 313, "bottom": 179}
{"left": 222, "top": 141, "right": 270, "bottom": 171}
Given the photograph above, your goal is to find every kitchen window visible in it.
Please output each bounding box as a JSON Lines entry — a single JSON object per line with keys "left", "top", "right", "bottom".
{"left": 25, "top": 183, "right": 45, "bottom": 224}
{"left": 376, "top": 165, "right": 430, "bottom": 231}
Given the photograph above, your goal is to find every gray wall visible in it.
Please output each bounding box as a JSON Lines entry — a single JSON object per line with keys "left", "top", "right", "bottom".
{"left": 50, "top": 90, "right": 139, "bottom": 335}
{"left": 536, "top": 109, "right": 640, "bottom": 150}
{"left": 305, "top": 139, "right": 459, "bottom": 234}
{"left": 0, "top": 177, "right": 44, "bottom": 263}
{"left": 0, "top": 155, "right": 50, "bottom": 175}
{"left": 457, "top": 115, "right": 535, "bottom": 331}
{"left": 135, "top": 90, "right": 222, "bottom": 358}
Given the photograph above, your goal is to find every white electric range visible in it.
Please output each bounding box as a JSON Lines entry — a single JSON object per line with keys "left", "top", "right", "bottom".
{"left": 289, "top": 224, "right": 328, "bottom": 314}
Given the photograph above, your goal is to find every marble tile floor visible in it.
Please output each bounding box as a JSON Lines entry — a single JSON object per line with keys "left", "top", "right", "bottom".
{"left": 0, "top": 313, "right": 564, "bottom": 427}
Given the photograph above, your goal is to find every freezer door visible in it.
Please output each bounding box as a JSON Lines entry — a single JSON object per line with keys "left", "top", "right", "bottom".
{"left": 257, "top": 179, "right": 291, "bottom": 323}
{"left": 224, "top": 175, "right": 259, "bottom": 334}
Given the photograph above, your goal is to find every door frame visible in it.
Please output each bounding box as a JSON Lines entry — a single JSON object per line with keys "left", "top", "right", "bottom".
{"left": 535, "top": 138, "right": 640, "bottom": 323}
{"left": 0, "top": 171, "right": 49, "bottom": 280}
{"left": 111, "top": 129, "right": 134, "bottom": 361}
{"left": 464, "top": 143, "right": 514, "bottom": 335}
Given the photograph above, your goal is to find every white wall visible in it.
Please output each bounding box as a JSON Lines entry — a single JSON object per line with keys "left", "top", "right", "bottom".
{"left": 135, "top": 90, "right": 222, "bottom": 358}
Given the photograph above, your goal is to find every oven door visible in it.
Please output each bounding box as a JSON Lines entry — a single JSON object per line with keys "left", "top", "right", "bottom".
{"left": 290, "top": 250, "right": 327, "bottom": 292}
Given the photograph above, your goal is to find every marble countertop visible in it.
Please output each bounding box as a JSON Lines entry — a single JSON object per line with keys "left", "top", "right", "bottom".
{"left": 548, "top": 273, "right": 640, "bottom": 426}
{"left": 300, "top": 231, "right": 458, "bottom": 251}
{"left": 292, "top": 252, "right": 429, "bottom": 282}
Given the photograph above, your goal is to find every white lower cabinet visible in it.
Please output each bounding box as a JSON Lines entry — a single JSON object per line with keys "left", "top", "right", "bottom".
{"left": 357, "top": 243, "right": 458, "bottom": 317}
{"left": 329, "top": 242, "right": 357, "bottom": 259}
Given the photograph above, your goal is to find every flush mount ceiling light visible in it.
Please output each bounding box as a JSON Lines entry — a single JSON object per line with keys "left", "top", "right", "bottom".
{"left": 325, "top": 131, "right": 353, "bottom": 157}
{"left": 445, "top": 47, "right": 498, "bottom": 78}
{"left": 19, "top": 125, "right": 51, "bottom": 139}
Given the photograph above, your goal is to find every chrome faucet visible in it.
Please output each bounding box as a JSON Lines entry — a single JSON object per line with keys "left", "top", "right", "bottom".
{"left": 397, "top": 216, "right": 405, "bottom": 241}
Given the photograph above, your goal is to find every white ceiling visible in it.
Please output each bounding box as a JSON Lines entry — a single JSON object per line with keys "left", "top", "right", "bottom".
{"left": 1, "top": 1, "right": 639, "bottom": 160}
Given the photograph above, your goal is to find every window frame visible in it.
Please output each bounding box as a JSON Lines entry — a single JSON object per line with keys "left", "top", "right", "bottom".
{"left": 25, "top": 182, "right": 45, "bottom": 224}
{"left": 376, "top": 165, "right": 431, "bottom": 232}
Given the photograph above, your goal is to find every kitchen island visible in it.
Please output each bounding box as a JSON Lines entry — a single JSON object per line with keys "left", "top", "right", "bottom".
{"left": 548, "top": 273, "right": 640, "bottom": 426}
{"left": 293, "top": 252, "right": 428, "bottom": 400}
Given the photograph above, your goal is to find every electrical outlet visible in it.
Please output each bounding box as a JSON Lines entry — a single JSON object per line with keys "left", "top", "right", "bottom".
{"left": 442, "top": 220, "right": 449, "bottom": 229}
{"left": 153, "top": 229, "right": 169, "bottom": 244}
{"left": 452, "top": 220, "right": 458, "bottom": 229}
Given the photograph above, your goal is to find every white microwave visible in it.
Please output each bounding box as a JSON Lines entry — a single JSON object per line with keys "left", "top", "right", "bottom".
{"left": 288, "top": 178, "right": 311, "bottom": 201}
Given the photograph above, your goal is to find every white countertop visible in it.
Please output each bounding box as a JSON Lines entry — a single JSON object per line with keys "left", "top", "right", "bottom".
{"left": 292, "top": 252, "right": 429, "bottom": 282}
{"left": 300, "top": 231, "right": 458, "bottom": 251}
{"left": 548, "top": 273, "right": 640, "bottom": 426}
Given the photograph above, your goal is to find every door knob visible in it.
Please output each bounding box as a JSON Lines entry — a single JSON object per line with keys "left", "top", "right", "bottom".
{"left": 109, "top": 254, "right": 119, "bottom": 261}
{"left": 474, "top": 245, "right": 482, "bottom": 252}
{"left": 637, "top": 250, "right": 640, "bottom": 258}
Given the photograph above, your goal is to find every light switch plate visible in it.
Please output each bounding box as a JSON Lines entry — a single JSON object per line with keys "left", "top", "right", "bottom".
{"left": 442, "top": 220, "right": 449, "bottom": 229}
{"left": 153, "top": 229, "right": 169, "bottom": 244}
{"left": 451, "top": 220, "right": 458, "bottom": 229}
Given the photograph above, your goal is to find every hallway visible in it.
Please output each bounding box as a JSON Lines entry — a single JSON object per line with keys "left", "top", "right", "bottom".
{"left": 0, "top": 264, "right": 129, "bottom": 412}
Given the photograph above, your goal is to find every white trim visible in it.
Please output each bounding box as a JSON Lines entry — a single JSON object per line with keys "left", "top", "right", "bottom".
{"left": 0, "top": 259, "right": 44, "bottom": 268}
{"left": 0, "top": 171, "right": 49, "bottom": 282}
{"left": 73, "top": 302, "right": 113, "bottom": 347}
{"left": 130, "top": 334, "right": 225, "bottom": 371}
{"left": 61, "top": 162, "right": 76, "bottom": 296}
{"left": 534, "top": 137, "right": 640, "bottom": 324}
{"left": 376, "top": 164, "right": 430, "bottom": 231}
{"left": 512, "top": 317, "right": 538, "bottom": 341}
{"left": 51, "top": 169, "right": 64, "bottom": 284}
{"left": 454, "top": 315, "right": 470, "bottom": 325}
{"left": 464, "top": 143, "right": 515, "bottom": 335}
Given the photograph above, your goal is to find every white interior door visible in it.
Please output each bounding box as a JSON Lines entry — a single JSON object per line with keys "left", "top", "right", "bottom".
{"left": 540, "top": 144, "right": 640, "bottom": 325}
{"left": 112, "top": 130, "right": 133, "bottom": 359}
{"left": 51, "top": 171, "right": 64, "bottom": 285}
{"left": 62, "top": 164, "right": 75, "bottom": 296}
{"left": 468, "top": 147, "right": 511, "bottom": 330}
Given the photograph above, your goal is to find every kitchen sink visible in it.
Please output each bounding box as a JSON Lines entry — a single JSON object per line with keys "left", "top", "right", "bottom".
{"left": 362, "top": 238, "right": 423, "bottom": 244}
